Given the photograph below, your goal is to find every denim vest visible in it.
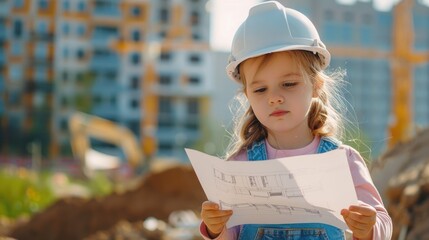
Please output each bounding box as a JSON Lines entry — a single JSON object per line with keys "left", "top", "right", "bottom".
{"left": 239, "top": 137, "right": 345, "bottom": 240}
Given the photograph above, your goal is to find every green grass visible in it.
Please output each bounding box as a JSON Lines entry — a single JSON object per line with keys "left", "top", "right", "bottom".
{"left": 0, "top": 168, "right": 55, "bottom": 218}
{"left": 0, "top": 167, "right": 114, "bottom": 219}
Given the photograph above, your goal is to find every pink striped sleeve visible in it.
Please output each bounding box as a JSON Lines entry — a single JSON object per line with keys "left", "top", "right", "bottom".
{"left": 343, "top": 146, "right": 393, "bottom": 240}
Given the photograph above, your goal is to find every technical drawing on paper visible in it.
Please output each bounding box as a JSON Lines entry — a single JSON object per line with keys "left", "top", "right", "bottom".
{"left": 213, "top": 168, "right": 321, "bottom": 199}
{"left": 219, "top": 200, "right": 323, "bottom": 218}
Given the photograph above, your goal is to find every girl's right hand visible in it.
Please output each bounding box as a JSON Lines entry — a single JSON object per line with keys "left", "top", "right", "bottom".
{"left": 201, "top": 201, "right": 233, "bottom": 238}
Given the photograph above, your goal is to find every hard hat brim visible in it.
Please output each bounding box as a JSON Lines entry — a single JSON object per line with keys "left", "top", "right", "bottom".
{"left": 226, "top": 45, "right": 331, "bottom": 83}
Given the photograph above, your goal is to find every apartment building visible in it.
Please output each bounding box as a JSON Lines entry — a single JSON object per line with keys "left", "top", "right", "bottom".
{"left": 1, "top": 0, "right": 56, "bottom": 156}
{"left": 1, "top": 0, "right": 212, "bottom": 161}
{"left": 274, "top": 0, "right": 429, "bottom": 156}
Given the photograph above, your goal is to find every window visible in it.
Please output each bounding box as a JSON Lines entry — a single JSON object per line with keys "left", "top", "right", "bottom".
{"left": 110, "top": 96, "right": 117, "bottom": 106}
{"left": 131, "top": 29, "right": 140, "bottom": 42}
{"left": 62, "top": 47, "right": 69, "bottom": 59}
{"left": 62, "top": 71, "right": 69, "bottom": 82}
{"left": 343, "top": 12, "right": 354, "bottom": 22}
{"left": 159, "top": 8, "right": 169, "bottom": 23}
{"left": 130, "top": 99, "right": 139, "bottom": 109}
{"left": 36, "top": 20, "right": 48, "bottom": 35}
{"left": 190, "top": 11, "right": 200, "bottom": 26}
{"left": 77, "top": 24, "right": 86, "bottom": 36}
{"left": 106, "top": 71, "right": 117, "bottom": 80}
{"left": 39, "top": 0, "right": 48, "bottom": 10}
{"left": 159, "top": 97, "right": 172, "bottom": 114}
{"left": 128, "top": 120, "right": 140, "bottom": 137}
{"left": 362, "top": 14, "right": 372, "bottom": 25}
{"left": 159, "top": 74, "right": 172, "bottom": 85}
{"left": 92, "top": 95, "right": 102, "bottom": 104}
{"left": 189, "top": 76, "right": 200, "bottom": 84}
{"left": 159, "top": 31, "right": 166, "bottom": 39}
{"left": 76, "top": 48, "right": 85, "bottom": 60}
{"left": 61, "top": 97, "right": 69, "bottom": 107}
{"left": 76, "top": 72, "right": 84, "bottom": 82}
{"left": 130, "top": 52, "right": 141, "bottom": 64}
{"left": 131, "top": 6, "right": 141, "bottom": 17}
{"left": 63, "top": 0, "right": 70, "bottom": 11}
{"left": 324, "top": 10, "right": 334, "bottom": 21}
{"left": 192, "top": 33, "right": 201, "bottom": 40}
{"left": 35, "top": 67, "right": 47, "bottom": 82}
{"left": 9, "top": 91, "right": 21, "bottom": 106}
{"left": 188, "top": 54, "right": 201, "bottom": 63}
{"left": 35, "top": 42, "right": 47, "bottom": 59}
{"left": 60, "top": 118, "right": 68, "bottom": 131}
{"left": 11, "top": 42, "right": 23, "bottom": 56}
{"left": 62, "top": 22, "right": 69, "bottom": 35}
{"left": 160, "top": 52, "right": 171, "bottom": 61}
{"left": 10, "top": 65, "right": 23, "bottom": 82}
{"left": 77, "top": 1, "right": 86, "bottom": 12}
{"left": 130, "top": 75, "right": 139, "bottom": 89}
{"left": 187, "top": 98, "right": 199, "bottom": 115}
{"left": 14, "top": 0, "right": 24, "bottom": 8}
{"left": 158, "top": 142, "right": 173, "bottom": 152}
{"left": 13, "top": 19, "right": 23, "bottom": 38}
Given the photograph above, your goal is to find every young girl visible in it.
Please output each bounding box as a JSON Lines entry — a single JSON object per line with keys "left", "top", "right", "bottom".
{"left": 200, "top": 1, "right": 392, "bottom": 240}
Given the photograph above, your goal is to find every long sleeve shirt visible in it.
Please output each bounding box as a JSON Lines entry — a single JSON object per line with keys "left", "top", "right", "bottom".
{"left": 200, "top": 136, "right": 393, "bottom": 240}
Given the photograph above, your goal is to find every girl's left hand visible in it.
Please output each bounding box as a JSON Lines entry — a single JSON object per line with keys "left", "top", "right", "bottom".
{"left": 341, "top": 202, "right": 376, "bottom": 240}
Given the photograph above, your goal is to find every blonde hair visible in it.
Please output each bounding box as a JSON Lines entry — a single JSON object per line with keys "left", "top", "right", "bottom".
{"left": 225, "top": 50, "right": 346, "bottom": 159}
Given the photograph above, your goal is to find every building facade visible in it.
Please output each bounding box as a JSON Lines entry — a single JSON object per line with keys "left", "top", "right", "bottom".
{"left": 0, "top": 0, "right": 212, "bottom": 161}
{"left": 274, "top": 0, "right": 429, "bottom": 156}
{"left": 1, "top": 0, "right": 56, "bottom": 156}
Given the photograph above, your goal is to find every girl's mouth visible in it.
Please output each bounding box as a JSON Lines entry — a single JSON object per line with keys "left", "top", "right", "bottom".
{"left": 270, "top": 110, "right": 288, "bottom": 117}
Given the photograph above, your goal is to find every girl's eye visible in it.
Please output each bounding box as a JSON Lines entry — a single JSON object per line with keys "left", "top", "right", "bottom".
{"left": 254, "top": 87, "right": 266, "bottom": 93}
{"left": 283, "top": 82, "right": 298, "bottom": 88}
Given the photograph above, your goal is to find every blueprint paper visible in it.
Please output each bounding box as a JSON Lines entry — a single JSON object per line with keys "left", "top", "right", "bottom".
{"left": 185, "top": 148, "right": 358, "bottom": 230}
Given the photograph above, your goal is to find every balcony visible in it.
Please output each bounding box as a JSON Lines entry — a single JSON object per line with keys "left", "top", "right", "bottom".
{"left": 30, "top": 31, "right": 54, "bottom": 41}
{"left": 91, "top": 26, "right": 119, "bottom": 47}
{"left": 91, "top": 53, "right": 120, "bottom": 71}
{"left": 92, "top": 0, "right": 121, "bottom": 18}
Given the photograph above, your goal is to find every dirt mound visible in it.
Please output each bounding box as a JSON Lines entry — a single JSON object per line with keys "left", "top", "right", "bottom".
{"left": 9, "top": 165, "right": 206, "bottom": 240}
{"left": 371, "top": 128, "right": 429, "bottom": 240}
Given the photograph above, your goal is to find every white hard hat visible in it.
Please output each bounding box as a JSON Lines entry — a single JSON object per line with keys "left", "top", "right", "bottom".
{"left": 226, "top": 1, "right": 331, "bottom": 82}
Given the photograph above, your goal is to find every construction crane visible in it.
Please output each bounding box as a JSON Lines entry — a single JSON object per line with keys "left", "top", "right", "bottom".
{"left": 389, "top": 0, "right": 429, "bottom": 147}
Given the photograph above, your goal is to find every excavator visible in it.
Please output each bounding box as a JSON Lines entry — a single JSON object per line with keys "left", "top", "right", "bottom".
{"left": 68, "top": 112, "right": 144, "bottom": 177}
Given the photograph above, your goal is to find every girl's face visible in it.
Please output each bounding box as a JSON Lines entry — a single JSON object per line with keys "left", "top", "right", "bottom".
{"left": 242, "top": 52, "right": 316, "bottom": 144}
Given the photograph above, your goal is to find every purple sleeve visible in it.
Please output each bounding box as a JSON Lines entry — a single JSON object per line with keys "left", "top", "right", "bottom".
{"left": 343, "top": 146, "right": 393, "bottom": 240}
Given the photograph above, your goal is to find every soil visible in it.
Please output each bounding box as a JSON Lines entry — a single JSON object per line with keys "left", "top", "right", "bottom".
{"left": 8, "top": 165, "right": 206, "bottom": 240}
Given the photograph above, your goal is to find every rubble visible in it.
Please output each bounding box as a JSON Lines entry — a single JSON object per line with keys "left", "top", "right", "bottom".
{"left": 371, "top": 128, "right": 429, "bottom": 240}
{"left": 8, "top": 165, "right": 206, "bottom": 240}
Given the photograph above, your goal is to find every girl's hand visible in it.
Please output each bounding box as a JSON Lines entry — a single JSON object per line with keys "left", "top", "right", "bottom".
{"left": 201, "top": 201, "right": 233, "bottom": 238}
{"left": 341, "top": 202, "right": 376, "bottom": 240}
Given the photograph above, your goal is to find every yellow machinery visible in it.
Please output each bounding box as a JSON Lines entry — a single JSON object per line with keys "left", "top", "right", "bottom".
{"left": 69, "top": 112, "right": 144, "bottom": 175}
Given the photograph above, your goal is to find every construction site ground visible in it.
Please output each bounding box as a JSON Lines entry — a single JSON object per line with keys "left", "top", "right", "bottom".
{"left": 1, "top": 128, "right": 429, "bottom": 240}
{"left": 1, "top": 162, "right": 206, "bottom": 240}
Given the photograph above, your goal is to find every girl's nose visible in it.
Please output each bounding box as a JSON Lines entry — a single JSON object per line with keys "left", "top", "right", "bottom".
{"left": 269, "top": 94, "right": 284, "bottom": 104}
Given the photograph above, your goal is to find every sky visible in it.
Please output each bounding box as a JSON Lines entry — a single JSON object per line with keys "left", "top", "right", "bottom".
{"left": 209, "top": 0, "right": 429, "bottom": 51}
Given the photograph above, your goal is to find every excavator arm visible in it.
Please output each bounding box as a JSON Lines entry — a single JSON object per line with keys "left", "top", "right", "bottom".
{"left": 69, "top": 112, "right": 143, "bottom": 172}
